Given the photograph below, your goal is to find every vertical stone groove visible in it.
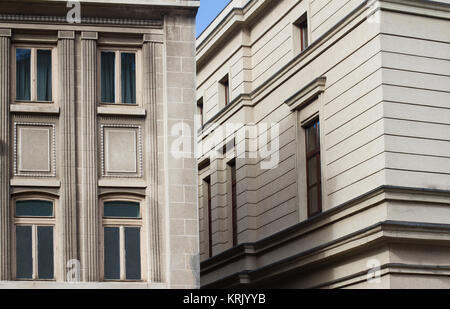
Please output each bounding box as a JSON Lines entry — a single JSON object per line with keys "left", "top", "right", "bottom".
{"left": 58, "top": 33, "right": 78, "bottom": 279}
{"left": 144, "top": 41, "right": 162, "bottom": 282}
{"left": 0, "top": 33, "right": 11, "bottom": 280}
{"left": 80, "top": 34, "right": 99, "bottom": 281}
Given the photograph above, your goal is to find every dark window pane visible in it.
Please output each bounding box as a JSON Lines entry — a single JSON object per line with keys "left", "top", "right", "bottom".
{"left": 37, "top": 226, "right": 54, "bottom": 279}
{"left": 16, "top": 49, "right": 31, "bottom": 101}
{"left": 125, "top": 227, "right": 141, "bottom": 280}
{"left": 101, "top": 52, "right": 115, "bottom": 103}
{"left": 16, "top": 226, "right": 33, "bottom": 279}
{"left": 121, "top": 53, "right": 136, "bottom": 104}
{"left": 307, "top": 156, "right": 318, "bottom": 185}
{"left": 104, "top": 227, "right": 120, "bottom": 280}
{"left": 308, "top": 185, "right": 320, "bottom": 215}
{"left": 104, "top": 201, "right": 140, "bottom": 218}
{"left": 16, "top": 200, "right": 53, "bottom": 217}
{"left": 37, "top": 50, "right": 52, "bottom": 101}
{"left": 306, "top": 122, "right": 319, "bottom": 153}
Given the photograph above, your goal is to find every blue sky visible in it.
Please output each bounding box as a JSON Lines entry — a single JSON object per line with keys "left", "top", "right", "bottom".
{"left": 196, "top": 0, "right": 231, "bottom": 37}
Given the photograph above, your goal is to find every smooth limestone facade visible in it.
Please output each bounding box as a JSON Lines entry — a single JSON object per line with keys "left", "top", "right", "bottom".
{"left": 197, "top": 0, "right": 450, "bottom": 288}
{"left": 0, "top": 0, "right": 199, "bottom": 288}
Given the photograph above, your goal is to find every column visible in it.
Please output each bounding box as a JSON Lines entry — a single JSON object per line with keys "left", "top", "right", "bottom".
{"left": 79, "top": 32, "right": 99, "bottom": 282}
{"left": 0, "top": 28, "right": 11, "bottom": 280}
{"left": 58, "top": 31, "right": 78, "bottom": 279}
{"left": 143, "top": 34, "right": 162, "bottom": 282}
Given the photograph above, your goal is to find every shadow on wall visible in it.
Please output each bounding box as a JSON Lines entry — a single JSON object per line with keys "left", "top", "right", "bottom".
{"left": 190, "top": 254, "right": 201, "bottom": 288}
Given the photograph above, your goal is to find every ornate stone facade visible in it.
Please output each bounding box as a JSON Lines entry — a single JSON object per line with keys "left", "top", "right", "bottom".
{"left": 0, "top": 0, "right": 199, "bottom": 288}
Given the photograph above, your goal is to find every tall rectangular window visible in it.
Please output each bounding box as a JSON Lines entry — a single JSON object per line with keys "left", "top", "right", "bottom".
{"left": 100, "top": 51, "right": 137, "bottom": 104}
{"left": 228, "top": 160, "right": 238, "bottom": 247}
{"left": 197, "top": 97, "right": 204, "bottom": 128}
{"left": 305, "top": 120, "right": 322, "bottom": 217}
{"left": 14, "top": 200, "right": 55, "bottom": 280}
{"left": 16, "top": 48, "right": 53, "bottom": 102}
{"left": 299, "top": 20, "right": 308, "bottom": 52}
{"left": 204, "top": 177, "right": 213, "bottom": 258}
{"left": 220, "top": 75, "right": 230, "bottom": 106}
{"left": 103, "top": 200, "right": 142, "bottom": 281}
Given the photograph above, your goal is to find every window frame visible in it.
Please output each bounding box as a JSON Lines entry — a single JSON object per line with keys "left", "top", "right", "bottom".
{"left": 304, "top": 118, "right": 322, "bottom": 217}
{"left": 227, "top": 159, "right": 238, "bottom": 247}
{"left": 293, "top": 13, "right": 309, "bottom": 55}
{"left": 11, "top": 45, "right": 57, "bottom": 104}
{"left": 11, "top": 196, "right": 57, "bottom": 281}
{"left": 219, "top": 74, "right": 230, "bottom": 107}
{"left": 97, "top": 48, "right": 142, "bottom": 106}
{"left": 100, "top": 197, "right": 146, "bottom": 282}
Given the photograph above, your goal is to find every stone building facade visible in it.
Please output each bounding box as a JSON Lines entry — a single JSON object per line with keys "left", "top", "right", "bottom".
{"left": 0, "top": 0, "right": 199, "bottom": 288}
{"left": 196, "top": 0, "right": 450, "bottom": 288}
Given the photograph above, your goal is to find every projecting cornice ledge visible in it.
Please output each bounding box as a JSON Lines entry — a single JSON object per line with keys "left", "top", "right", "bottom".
{"left": 284, "top": 76, "right": 326, "bottom": 111}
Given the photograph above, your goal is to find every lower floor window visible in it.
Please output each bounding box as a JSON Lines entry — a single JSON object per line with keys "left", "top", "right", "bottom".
{"left": 103, "top": 200, "right": 142, "bottom": 281}
{"left": 104, "top": 226, "right": 141, "bottom": 280}
{"left": 14, "top": 199, "right": 55, "bottom": 280}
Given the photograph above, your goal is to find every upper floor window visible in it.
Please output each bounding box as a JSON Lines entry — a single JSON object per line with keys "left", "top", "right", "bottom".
{"left": 15, "top": 47, "right": 53, "bottom": 102}
{"left": 293, "top": 14, "right": 308, "bottom": 54}
{"left": 197, "top": 97, "right": 204, "bottom": 128}
{"left": 102, "top": 200, "right": 142, "bottom": 281}
{"left": 305, "top": 119, "right": 322, "bottom": 217}
{"left": 100, "top": 50, "right": 138, "bottom": 105}
{"left": 14, "top": 199, "right": 55, "bottom": 280}
{"left": 219, "top": 75, "right": 230, "bottom": 106}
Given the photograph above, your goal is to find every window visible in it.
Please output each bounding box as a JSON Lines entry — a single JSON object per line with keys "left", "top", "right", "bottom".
{"left": 13, "top": 199, "right": 55, "bottom": 280}
{"left": 102, "top": 200, "right": 142, "bottom": 281}
{"left": 299, "top": 20, "right": 308, "bottom": 52}
{"left": 100, "top": 50, "right": 138, "bottom": 105}
{"left": 228, "top": 160, "right": 238, "bottom": 247}
{"left": 293, "top": 14, "right": 308, "bottom": 54}
{"left": 219, "top": 75, "right": 230, "bottom": 106}
{"left": 15, "top": 47, "right": 53, "bottom": 102}
{"left": 305, "top": 119, "right": 322, "bottom": 217}
{"left": 204, "top": 177, "right": 213, "bottom": 258}
{"left": 197, "top": 97, "right": 204, "bottom": 128}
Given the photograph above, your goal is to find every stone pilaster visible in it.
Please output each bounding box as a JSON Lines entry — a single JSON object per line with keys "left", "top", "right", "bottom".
{"left": 58, "top": 31, "right": 78, "bottom": 279}
{"left": 0, "top": 29, "right": 11, "bottom": 280}
{"left": 80, "top": 32, "right": 99, "bottom": 282}
{"left": 143, "top": 34, "right": 162, "bottom": 282}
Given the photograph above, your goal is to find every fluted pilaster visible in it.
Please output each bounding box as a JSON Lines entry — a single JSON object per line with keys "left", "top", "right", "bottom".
{"left": 80, "top": 32, "right": 99, "bottom": 282}
{"left": 143, "top": 36, "right": 162, "bottom": 282}
{"left": 0, "top": 29, "right": 11, "bottom": 281}
{"left": 58, "top": 31, "right": 78, "bottom": 279}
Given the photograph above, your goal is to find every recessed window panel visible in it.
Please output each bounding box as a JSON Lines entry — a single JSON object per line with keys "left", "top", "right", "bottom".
{"left": 104, "top": 201, "right": 140, "bottom": 218}
{"left": 16, "top": 200, "right": 53, "bottom": 217}
{"left": 125, "top": 227, "right": 141, "bottom": 280}
{"left": 121, "top": 53, "right": 136, "bottom": 104}
{"left": 308, "top": 185, "right": 320, "bottom": 216}
{"left": 37, "top": 50, "right": 52, "bottom": 102}
{"left": 104, "top": 227, "right": 120, "bottom": 280}
{"left": 101, "top": 52, "right": 116, "bottom": 103}
{"left": 306, "top": 121, "right": 319, "bottom": 153}
{"left": 307, "top": 156, "right": 318, "bottom": 185}
{"left": 37, "top": 226, "right": 54, "bottom": 279}
{"left": 16, "top": 48, "right": 31, "bottom": 101}
{"left": 16, "top": 226, "right": 32, "bottom": 279}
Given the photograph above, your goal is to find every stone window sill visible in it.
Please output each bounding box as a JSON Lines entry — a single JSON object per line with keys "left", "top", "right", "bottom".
{"left": 10, "top": 104, "right": 59, "bottom": 115}
{"left": 97, "top": 106, "right": 146, "bottom": 116}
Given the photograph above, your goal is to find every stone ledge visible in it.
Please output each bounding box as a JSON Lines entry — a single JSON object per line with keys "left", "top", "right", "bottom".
{"left": 10, "top": 104, "right": 60, "bottom": 114}
{"left": 97, "top": 106, "right": 146, "bottom": 116}
{"left": 98, "top": 178, "right": 147, "bottom": 188}
{"left": 10, "top": 179, "right": 61, "bottom": 187}
{"left": 0, "top": 281, "right": 168, "bottom": 289}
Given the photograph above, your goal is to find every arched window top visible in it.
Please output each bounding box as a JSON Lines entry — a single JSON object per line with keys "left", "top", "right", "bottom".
{"left": 15, "top": 200, "right": 54, "bottom": 217}
{"left": 104, "top": 201, "right": 140, "bottom": 218}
